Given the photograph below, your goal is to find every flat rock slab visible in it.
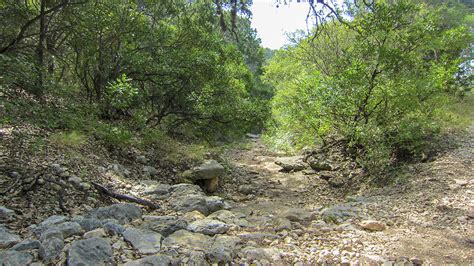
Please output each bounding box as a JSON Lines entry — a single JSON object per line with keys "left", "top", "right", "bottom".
{"left": 11, "top": 239, "right": 41, "bottom": 251}
{"left": 187, "top": 219, "right": 229, "bottom": 235}
{"left": 161, "top": 230, "right": 211, "bottom": 252}
{"left": 55, "top": 222, "right": 84, "bottom": 238}
{"left": 141, "top": 216, "right": 187, "bottom": 237}
{"left": 0, "top": 227, "right": 21, "bottom": 248}
{"left": 123, "top": 228, "right": 162, "bottom": 254}
{"left": 241, "top": 247, "right": 282, "bottom": 262}
{"left": 0, "top": 250, "right": 33, "bottom": 266}
{"left": 85, "top": 203, "right": 142, "bottom": 224}
{"left": 281, "top": 208, "right": 315, "bottom": 223}
{"left": 68, "top": 237, "right": 113, "bottom": 266}
{"left": 124, "top": 254, "right": 172, "bottom": 266}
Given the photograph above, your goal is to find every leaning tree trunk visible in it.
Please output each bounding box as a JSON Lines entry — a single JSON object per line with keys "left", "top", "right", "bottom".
{"left": 35, "top": 0, "right": 46, "bottom": 97}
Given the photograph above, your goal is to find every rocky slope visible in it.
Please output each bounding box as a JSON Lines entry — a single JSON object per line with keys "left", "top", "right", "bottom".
{"left": 0, "top": 124, "right": 473, "bottom": 264}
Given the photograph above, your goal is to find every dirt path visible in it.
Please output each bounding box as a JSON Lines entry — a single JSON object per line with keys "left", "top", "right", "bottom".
{"left": 221, "top": 127, "right": 474, "bottom": 264}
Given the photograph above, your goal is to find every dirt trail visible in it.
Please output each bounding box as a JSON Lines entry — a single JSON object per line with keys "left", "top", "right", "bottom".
{"left": 222, "top": 127, "right": 474, "bottom": 264}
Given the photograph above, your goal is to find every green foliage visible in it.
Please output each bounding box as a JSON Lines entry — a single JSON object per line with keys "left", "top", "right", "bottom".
{"left": 50, "top": 131, "right": 87, "bottom": 148}
{"left": 104, "top": 74, "right": 138, "bottom": 110}
{"left": 264, "top": 0, "right": 472, "bottom": 174}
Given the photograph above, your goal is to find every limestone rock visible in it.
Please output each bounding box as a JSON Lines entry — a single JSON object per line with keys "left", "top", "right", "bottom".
{"left": 275, "top": 157, "right": 306, "bottom": 172}
{"left": 67, "top": 237, "right": 113, "bottom": 265}
{"left": 187, "top": 219, "right": 229, "bottom": 235}
{"left": 143, "top": 184, "right": 171, "bottom": 200}
{"left": 102, "top": 221, "right": 125, "bottom": 235}
{"left": 0, "top": 250, "right": 33, "bottom": 266}
{"left": 161, "top": 230, "right": 211, "bottom": 252}
{"left": 85, "top": 203, "right": 142, "bottom": 224}
{"left": 273, "top": 217, "right": 292, "bottom": 231}
{"left": 183, "top": 160, "right": 225, "bottom": 182}
{"left": 141, "top": 216, "right": 187, "bottom": 237}
{"left": 0, "top": 206, "right": 15, "bottom": 222}
{"left": 241, "top": 247, "right": 282, "bottom": 262}
{"left": 55, "top": 222, "right": 84, "bottom": 238}
{"left": 281, "top": 208, "right": 315, "bottom": 223}
{"left": 124, "top": 254, "right": 172, "bottom": 266}
{"left": 84, "top": 228, "right": 106, "bottom": 238}
{"left": 0, "top": 227, "right": 21, "bottom": 248}
{"left": 122, "top": 228, "right": 162, "bottom": 255}
{"left": 39, "top": 237, "right": 64, "bottom": 262}
{"left": 207, "top": 235, "right": 241, "bottom": 262}
{"left": 11, "top": 239, "right": 40, "bottom": 251}
{"left": 360, "top": 220, "right": 386, "bottom": 231}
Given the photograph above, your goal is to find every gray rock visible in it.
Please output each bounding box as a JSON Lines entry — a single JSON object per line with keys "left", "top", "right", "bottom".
{"left": 102, "top": 221, "right": 125, "bottom": 235}
{"left": 237, "top": 232, "right": 280, "bottom": 241}
{"left": 320, "top": 203, "right": 360, "bottom": 223}
{"left": 67, "top": 237, "right": 113, "bottom": 265}
{"left": 11, "top": 239, "right": 40, "bottom": 251}
{"left": 68, "top": 175, "right": 82, "bottom": 187}
{"left": 308, "top": 159, "right": 333, "bottom": 171}
{"left": 0, "top": 227, "right": 21, "bottom": 248}
{"left": 161, "top": 230, "right": 211, "bottom": 252}
{"left": 85, "top": 203, "right": 142, "bottom": 224}
{"left": 183, "top": 160, "right": 225, "bottom": 181}
{"left": 136, "top": 155, "right": 148, "bottom": 164}
{"left": 169, "top": 184, "right": 204, "bottom": 196}
{"left": 39, "top": 228, "right": 63, "bottom": 242}
{"left": 40, "top": 215, "right": 68, "bottom": 226}
{"left": 0, "top": 250, "right": 33, "bottom": 266}
{"left": 142, "top": 166, "right": 158, "bottom": 177}
{"left": 107, "top": 163, "right": 130, "bottom": 177}
{"left": 83, "top": 228, "right": 106, "bottom": 238}
{"left": 0, "top": 206, "right": 15, "bottom": 222}
{"left": 275, "top": 157, "right": 306, "bottom": 172}
{"left": 39, "top": 237, "right": 64, "bottom": 261}
{"left": 238, "top": 185, "right": 255, "bottom": 195}
{"left": 241, "top": 247, "right": 282, "bottom": 262}
{"left": 141, "top": 216, "right": 187, "bottom": 237}
{"left": 273, "top": 217, "right": 292, "bottom": 231}
{"left": 143, "top": 184, "right": 171, "bottom": 199}
{"left": 205, "top": 196, "right": 226, "bottom": 213}
{"left": 207, "top": 235, "right": 240, "bottom": 262}
{"left": 122, "top": 228, "right": 162, "bottom": 255}
{"left": 187, "top": 219, "right": 229, "bottom": 235}
{"left": 281, "top": 208, "right": 315, "bottom": 223}
{"left": 56, "top": 222, "right": 83, "bottom": 238}
{"left": 124, "top": 254, "right": 172, "bottom": 266}
{"left": 74, "top": 217, "right": 103, "bottom": 231}
{"left": 50, "top": 163, "right": 66, "bottom": 174}
{"left": 170, "top": 195, "right": 209, "bottom": 215}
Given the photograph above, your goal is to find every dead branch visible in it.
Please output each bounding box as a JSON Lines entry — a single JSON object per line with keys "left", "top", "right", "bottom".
{"left": 91, "top": 182, "right": 159, "bottom": 209}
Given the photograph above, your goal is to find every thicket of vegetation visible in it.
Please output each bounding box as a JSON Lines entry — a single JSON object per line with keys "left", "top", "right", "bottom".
{"left": 264, "top": 0, "right": 473, "bottom": 173}
{"left": 1, "top": 0, "right": 269, "bottom": 149}
{"left": 1, "top": 0, "right": 472, "bottom": 177}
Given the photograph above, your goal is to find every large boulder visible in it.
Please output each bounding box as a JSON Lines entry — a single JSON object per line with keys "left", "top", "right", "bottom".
{"left": 170, "top": 194, "right": 226, "bottom": 216}
{"left": 181, "top": 160, "right": 224, "bottom": 192}
{"left": 67, "top": 237, "right": 113, "bottom": 265}
{"left": 122, "top": 228, "right": 162, "bottom": 255}
{"left": 182, "top": 160, "right": 225, "bottom": 181}
{"left": 85, "top": 203, "right": 142, "bottom": 224}
{"left": 275, "top": 157, "right": 306, "bottom": 172}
